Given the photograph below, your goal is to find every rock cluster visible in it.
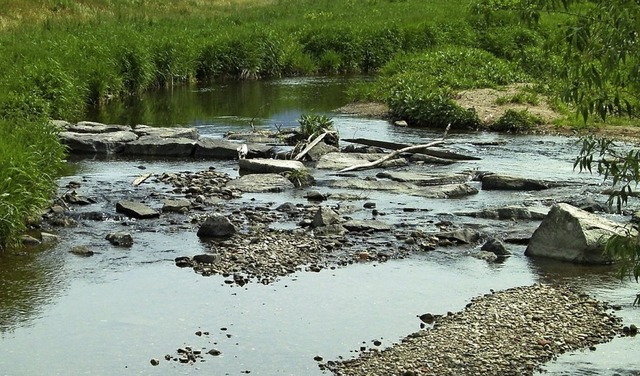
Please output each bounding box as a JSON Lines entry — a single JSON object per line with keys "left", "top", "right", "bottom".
{"left": 176, "top": 228, "right": 334, "bottom": 285}
{"left": 324, "top": 284, "right": 621, "bottom": 376}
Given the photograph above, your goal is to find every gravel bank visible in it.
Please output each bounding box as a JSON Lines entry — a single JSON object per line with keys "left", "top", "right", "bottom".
{"left": 324, "top": 284, "right": 621, "bottom": 376}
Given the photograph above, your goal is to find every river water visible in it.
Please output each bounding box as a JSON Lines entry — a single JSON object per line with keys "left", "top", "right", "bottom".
{"left": 0, "top": 78, "right": 639, "bottom": 375}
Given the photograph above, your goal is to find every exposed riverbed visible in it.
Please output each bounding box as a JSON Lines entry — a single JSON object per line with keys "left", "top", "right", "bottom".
{"left": 1, "top": 78, "right": 639, "bottom": 375}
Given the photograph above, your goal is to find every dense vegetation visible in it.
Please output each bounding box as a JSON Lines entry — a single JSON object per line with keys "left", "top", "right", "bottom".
{"left": 0, "top": 0, "right": 638, "bottom": 249}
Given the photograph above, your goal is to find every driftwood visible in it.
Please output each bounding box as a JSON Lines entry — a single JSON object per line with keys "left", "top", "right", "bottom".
{"left": 133, "top": 173, "right": 152, "bottom": 187}
{"left": 294, "top": 131, "right": 330, "bottom": 161}
{"left": 338, "top": 125, "right": 452, "bottom": 173}
{"left": 342, "top": 138, "right": 480, "bottom": 161}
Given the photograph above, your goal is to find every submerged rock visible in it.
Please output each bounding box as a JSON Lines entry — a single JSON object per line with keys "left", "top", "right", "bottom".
{"left": 105, "top": 232, "right": 133, "bottom": 247}
{"left": 525, "top": 203, "right": 629, "bottom": 264}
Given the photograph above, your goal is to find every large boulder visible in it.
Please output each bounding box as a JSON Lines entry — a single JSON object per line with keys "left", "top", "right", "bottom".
{"left": 60, "top": 131, "right": 138, "bottom": 154}
{"left": 525, "top": 203, "right": 628, "bottom": 264}
{"left": 123, "top": 136, "right": 196, "bottom": 157}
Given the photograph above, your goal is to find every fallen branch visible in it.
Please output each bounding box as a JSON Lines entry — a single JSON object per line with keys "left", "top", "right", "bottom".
{"left": 133, "top": 173, "right": 152, "bottom": 186}
{"left": 338, "top": 124, "right": 450, "bottom": 173}
{"left": 294, "top": 131, "right": 330, "bottom": 161}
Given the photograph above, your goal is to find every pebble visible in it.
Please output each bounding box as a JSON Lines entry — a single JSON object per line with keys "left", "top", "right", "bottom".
{"left": 324, "top": 284, "right": 621, "bottom": 376}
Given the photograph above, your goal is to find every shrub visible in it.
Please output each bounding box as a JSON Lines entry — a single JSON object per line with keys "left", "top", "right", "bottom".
{"left": 490, "top": 109, "right": 543, "bottom": 132}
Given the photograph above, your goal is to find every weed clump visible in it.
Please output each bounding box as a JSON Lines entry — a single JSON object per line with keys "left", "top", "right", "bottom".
{"left": 490, "top": 109, "right": 544, "bottom": 132}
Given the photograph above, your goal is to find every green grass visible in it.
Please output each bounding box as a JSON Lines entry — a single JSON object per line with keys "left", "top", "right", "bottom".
{"left": 0, "top": 0, "right": 622, "bottom": 247}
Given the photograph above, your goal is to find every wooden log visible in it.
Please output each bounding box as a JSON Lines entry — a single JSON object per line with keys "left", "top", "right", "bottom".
{"left": 133, "top": 173, "right": 152, "bottom": 187}
{"left": 293, "top": 131, "right": 329, "bottom": 161}
{"left": 338, "top": 140, "right": 445, "bottom": 173}
{"left": 342, "top": 138, "right": 480, "bottom": 160}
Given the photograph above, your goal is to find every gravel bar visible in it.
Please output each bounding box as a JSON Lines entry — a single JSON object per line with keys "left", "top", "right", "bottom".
{"left": 324, "top": 284, "right": 622, "bottom": 376}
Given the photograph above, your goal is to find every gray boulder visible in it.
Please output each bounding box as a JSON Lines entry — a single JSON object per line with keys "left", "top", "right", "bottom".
{"left": 525, "top": 203, "right": 628, "bottom": 264}
{"left": 307, "top": 141, "right": 339, "bottom": 161}
{"left": 115, "top": 201, "right": 160, "bottom": 219}
{"left": 225, "top": 173, "right": 294, "bottom": 193}
{"left": 197, "top": 215, "right": 236, "bottom": 238}
{"left": 60, "top": 131, "right": 138, "bottom": 154}
{"left": 162, "top": 199, "right": 191, "bottom": 213}
{"left": 123, "top": 136, "right": 195, "bottom": 157}
{"left": 239, "top": 159, "right": 305, "bottom": 174}
{"left": 481, "top": 238, "right": 511, "bottom": 256}
{"left": 312, "top": 207, "right": 342, "bottom": 228}
{"left": 481, "top": 174, "right": 549, "bottom": 191}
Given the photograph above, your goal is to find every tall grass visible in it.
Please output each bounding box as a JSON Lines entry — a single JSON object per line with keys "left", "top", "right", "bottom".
{"left": 0, "top": 117, "right": 66, "bottom": 249}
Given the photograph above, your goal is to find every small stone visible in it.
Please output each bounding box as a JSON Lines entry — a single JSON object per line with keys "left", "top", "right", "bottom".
{"left": 363, "top": 202, "right": 376, "bottom": 209}
{"left": 419, "top": 313, "right": 435, "bottom": 324}
{"left": 150, "top": 359, "right": 159, "bottom": 366}
{"left": 314, "top": 355, "right": 323, "bottom": 361}
{"left": 207, "top": 349, "right": 221, "bottom": 356}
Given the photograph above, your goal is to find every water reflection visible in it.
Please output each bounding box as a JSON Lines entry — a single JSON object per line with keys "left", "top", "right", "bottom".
{"left": 0, "top": 247, "right": 68, "bottom": 333}
{"left": 86, "top": 77, "right": 356, "bottom": 128}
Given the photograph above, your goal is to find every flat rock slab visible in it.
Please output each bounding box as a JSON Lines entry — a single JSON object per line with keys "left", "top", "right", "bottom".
{"left": 239, "top": 159, "right": 305, "bottom": 174}
{"left": 457, "top": 206, "right": 549, "bottom": 220}
{"left": 225, "top": 173, "right": 294, "bottom": 193}
{"left": 123, "top": 136, "right": 196, "bottom": 157}
{"left": 316, "top": 152, "right": 407, "bottom": 170}
{"left": 328, "top": 178, "right": 478, "bottom": 198}
{"left": 132, "top": 125, "right": 199, "bottom": 140}
{"left": 481, "top": 173, "right": 549, "bottom": 191}
{"left": 116, "top": 201, "right": 160, "bottom": 219}
{"left": 343, "top": 220, "right": 392, "bottom": 232}
{"left": 162, "top": 199, "right": 191, "bottom": 213}
{"left": 193, "top": 138, "right": 242, "bottom": 159}
{"left": 376, "top": 171, "right": 472, "bottom": 186}
{"left": 67, "top": 121, "right": 132, "bottom": 134}
{"left": 60, "top": 131, "right": 139, "bottom": 154}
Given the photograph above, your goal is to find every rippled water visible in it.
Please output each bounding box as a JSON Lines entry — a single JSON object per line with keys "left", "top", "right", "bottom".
{"left": 1, "top": 78, "right": 640, "bottom": 375}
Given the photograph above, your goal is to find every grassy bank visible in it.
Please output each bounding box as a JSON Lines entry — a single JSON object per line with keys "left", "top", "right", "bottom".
{"left": 0, "top": 0, "right": 610, "bottom": 247}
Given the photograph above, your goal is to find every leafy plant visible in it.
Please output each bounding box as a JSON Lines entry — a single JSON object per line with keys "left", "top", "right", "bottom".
{"left": 298, "top": 114, "right": 335, "bottom": 139}
{"left": 283, "top": 169, "right": 314, "bottom": 188}
{"left": 490, "top": 109, "right": 543, "bottom": 132}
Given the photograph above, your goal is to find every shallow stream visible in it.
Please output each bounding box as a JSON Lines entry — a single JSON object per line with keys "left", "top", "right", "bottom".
{"left": 1, "top": 78, "right": 639, "bottom": 375}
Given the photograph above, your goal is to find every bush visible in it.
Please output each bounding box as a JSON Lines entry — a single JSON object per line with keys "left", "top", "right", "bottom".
{"left": 490, "top": 109, "right": 543, "bottom": 132}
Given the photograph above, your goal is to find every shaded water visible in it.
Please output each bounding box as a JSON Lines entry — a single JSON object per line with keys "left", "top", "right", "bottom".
{"left": 1, "top": 78, "right": 640, "bottom": 375}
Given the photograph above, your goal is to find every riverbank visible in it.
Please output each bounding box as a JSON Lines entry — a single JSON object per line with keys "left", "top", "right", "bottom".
{"left": 324, "top": 284, "right": 622, "bottom": 376}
